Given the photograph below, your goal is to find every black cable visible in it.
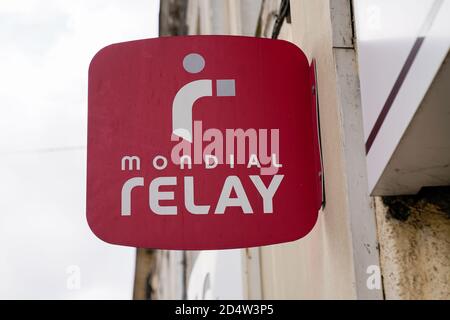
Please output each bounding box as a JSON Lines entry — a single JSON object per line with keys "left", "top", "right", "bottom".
{"left": 271, "top": 0, "right": 290, "bottom": 39}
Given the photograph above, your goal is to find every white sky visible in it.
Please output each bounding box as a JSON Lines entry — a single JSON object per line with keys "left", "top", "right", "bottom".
{"left": 0, "top": 0, "right": 159, "bottom": 299}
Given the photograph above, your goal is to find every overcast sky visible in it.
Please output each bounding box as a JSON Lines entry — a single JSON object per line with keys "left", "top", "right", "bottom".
{"left": 0, "top": 0, "right": 159, "bottom": 299}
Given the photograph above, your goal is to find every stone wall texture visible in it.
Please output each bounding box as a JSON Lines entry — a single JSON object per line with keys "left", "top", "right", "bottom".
{"left": 375, "top": 197, "right": 450, "bottom": 299}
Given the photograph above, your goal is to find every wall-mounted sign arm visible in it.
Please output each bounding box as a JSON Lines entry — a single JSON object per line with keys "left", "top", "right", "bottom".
{"left": 310, "top": 59, "right": 325, "bottom": 210}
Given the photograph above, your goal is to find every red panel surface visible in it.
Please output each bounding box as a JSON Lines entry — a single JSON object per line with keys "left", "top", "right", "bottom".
{"left": 87, "top": 36, "right": 321, "bottom": 249}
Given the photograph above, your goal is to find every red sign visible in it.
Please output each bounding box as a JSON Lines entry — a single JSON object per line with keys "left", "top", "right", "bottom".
{"left": 87, "top": 36, "right": 321, "bottom": 249}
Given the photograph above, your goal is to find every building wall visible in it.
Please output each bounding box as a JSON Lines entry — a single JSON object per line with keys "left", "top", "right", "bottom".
{"left": 256, "top": 0, "right": 381, "bottom": 300}
{"left": 353, "top": 0, "right": 450, "bottom": 299}
{"left": 134, "top": 0, "right": 450, "bottom": 300}
{"left": 186, "top": 0, "right": 262, "bottom": 36}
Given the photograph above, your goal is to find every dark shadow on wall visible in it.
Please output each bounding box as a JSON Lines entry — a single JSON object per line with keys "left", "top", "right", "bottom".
{"left": 382, "top": 186, "right": 450, "bottom": 221}
{"left": 159, "top": 0, "right": 188, "bottom": 36}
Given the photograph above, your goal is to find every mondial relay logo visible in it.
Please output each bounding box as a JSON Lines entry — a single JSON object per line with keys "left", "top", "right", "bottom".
{"left": 121, "top": 52, "right": 284, "bottom": 218}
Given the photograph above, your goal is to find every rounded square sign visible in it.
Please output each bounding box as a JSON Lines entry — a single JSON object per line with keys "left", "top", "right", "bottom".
{"left": 87, "top": 36, "right": 321, "bottom": 249}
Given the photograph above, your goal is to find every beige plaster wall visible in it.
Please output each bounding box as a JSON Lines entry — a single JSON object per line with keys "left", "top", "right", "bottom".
{"left": 259, "top": 0, "right": 358, "bottom": 299}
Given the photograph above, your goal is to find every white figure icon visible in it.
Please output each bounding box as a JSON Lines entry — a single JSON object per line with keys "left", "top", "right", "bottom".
{"left": 172, "top": 53, "right": 236, "bottom": 142}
